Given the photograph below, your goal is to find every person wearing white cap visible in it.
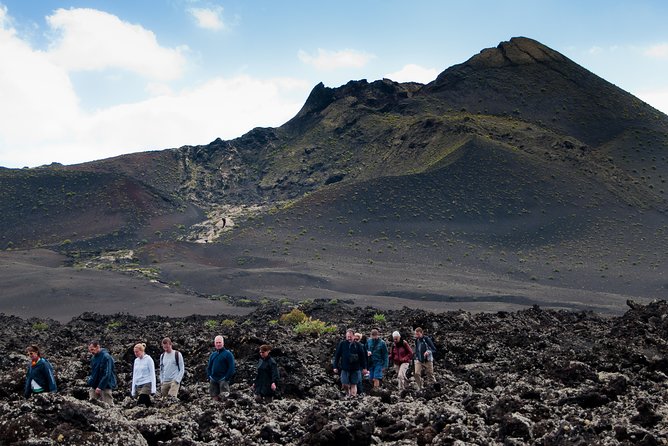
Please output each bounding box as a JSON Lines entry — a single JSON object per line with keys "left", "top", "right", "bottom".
{"left": 388, "top": 331, "right": 413, "bottom": 390}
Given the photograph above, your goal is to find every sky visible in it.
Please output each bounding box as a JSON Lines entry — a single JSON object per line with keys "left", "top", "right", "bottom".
{"left": 1, "top": 1, "right": 668, "bottom": 168}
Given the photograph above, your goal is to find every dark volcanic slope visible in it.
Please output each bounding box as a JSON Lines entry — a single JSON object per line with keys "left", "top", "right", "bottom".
{"left": 0, "top": 167, "right": 202, "bottom": 250}
{"left": 1, "top": 37, "right": 667, "bottom": 316}
{"left": 0, "top": 300, "right": 667, "bottom": 445}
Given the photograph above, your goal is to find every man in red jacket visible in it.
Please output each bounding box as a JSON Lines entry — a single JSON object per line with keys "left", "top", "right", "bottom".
{"left": 388, "top": 331, "right": 413, "bottom": 390}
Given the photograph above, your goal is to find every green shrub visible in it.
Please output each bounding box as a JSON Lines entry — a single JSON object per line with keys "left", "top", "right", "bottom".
{"left": 373, "top": 313, "right": 386, "bottom": 323}
{"left": 32, "top": 321, "right": 49, "bottom": 331}
{"left": 107, "top": 321, "right": 123, "bottom": 329}
{"left": 294, "top": 317, "right": 337, "bottom": 336}
{"left": 280, "top": 308, "right": 308, "bottom": 325}
{"left": 221, "top": 319, "right": 236, "bottom": 328}
{"left": 204, "top": 319, "right": 218, "bottom": 328}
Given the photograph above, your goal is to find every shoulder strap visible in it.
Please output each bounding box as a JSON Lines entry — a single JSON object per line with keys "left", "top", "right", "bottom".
{"left": 176, "top": 351, "right": 181, "bottom": 371}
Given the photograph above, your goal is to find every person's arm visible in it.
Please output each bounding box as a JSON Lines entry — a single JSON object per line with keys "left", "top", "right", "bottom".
{"left": 223, "top": 351, "right": 235, "bottom": 381}
{"left": 45, "top": 360, "right": 57, "bottom": 393}
{"left": 271, "top": 359, "right": 280, "bottom": 391}
{"left": 98, "top": 356, "right": 111, "bottom": 390}
{"left": 206, "top": 353, "right": 213, "bottom": 381}
{"left": 332, "top": 342, "right": 341, "bottom": 372}
{"left": 176, "top": 352, "right": 185, "bottom": 383}
{"left": 359, "top": 344, "right": 368, "bottom": 371}
{"left": 149, "top": 357, "right": 157, "bottom": 394}
{"left": 24, "top": 366, "right": 31, "bottom": 398}
{"left": 427, "top": 337, "right": 437, "bottom": 354}
{"left": 405, "top": 341, "right": 414, "bottom": 359}
{"left": 131, "top": 359, "right": 137, "bottom": 396}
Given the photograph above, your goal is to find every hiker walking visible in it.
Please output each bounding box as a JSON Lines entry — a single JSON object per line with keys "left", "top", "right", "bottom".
{"left": 332, "top": 329, "right": 368, "bottom": 397}
{"left": 159, "top": 337, "right": 185, "bottom": 400}
{"left": 87, "top": 341, "right": 117, "bottom": 405}
{"left": 389, "top": 331, "right": 413, "bottom": 391}
{"left": 366, "top": 329, "right": 389, "bottom": 388}
{"left": 413, "top": 327, "right": 437, "bottom": 390}
{"left": 252, "top": 344, "right": 280, "bottom": 403}
{"left": 24, "top": 345, "right": 57, "bottom": 398}
{"left": 131, "top": 343, "right": 157, "bottom": 407}
{"left": 354, "top": 332, "right": 368, "bottom": 395}
{"left": 207, "top": 335, "right": 235, "bottom": 401}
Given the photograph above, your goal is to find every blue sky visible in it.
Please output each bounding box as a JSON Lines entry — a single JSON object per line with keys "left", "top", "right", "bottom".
{"left": 1, "top": 0, "right": 667, "bottom": 168}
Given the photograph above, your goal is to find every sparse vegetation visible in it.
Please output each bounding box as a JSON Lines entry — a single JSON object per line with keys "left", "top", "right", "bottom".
{"left": 221, "top": 319, "right": 236, "bottom": 328}
{"left": 373, "top": 313, "right": 386, "bottom": 323}
{"left": 294, "top": 317, "right": 337, "bottom": 336}
{"left": 204, "top": 319, "right": 218, "bottom": 329}
{"left": 279, "top": 308, "right": 308, "bottom": 325}
{"left": 31, "top": 321, "right": 49, "bottom": 331}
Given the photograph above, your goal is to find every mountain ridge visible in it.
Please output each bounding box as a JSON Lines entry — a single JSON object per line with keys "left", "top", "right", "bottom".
{"left": 1, "top": 36, "right": 667, "bottom": 316}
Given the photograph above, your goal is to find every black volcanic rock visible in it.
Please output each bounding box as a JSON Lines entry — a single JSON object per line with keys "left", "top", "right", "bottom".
{"left": 1, "top": 300, "right": 668, "bottom": 445}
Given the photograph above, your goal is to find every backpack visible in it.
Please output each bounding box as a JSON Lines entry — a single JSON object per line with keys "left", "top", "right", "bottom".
{"left": 425, "top": 336, "right": 437, "bottom": 358}
{"left": 160, "top": 351, "right": 185, "bottom": 382}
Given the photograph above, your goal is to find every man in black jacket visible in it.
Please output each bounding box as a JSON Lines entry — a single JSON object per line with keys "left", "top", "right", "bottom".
{"left": 333, "top": 329, "right": 368, "bottom": 397}
{"left": 252, "top": 344, "right": 280, "bottom": 403}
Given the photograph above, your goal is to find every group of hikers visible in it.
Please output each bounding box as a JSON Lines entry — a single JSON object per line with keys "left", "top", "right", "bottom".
{"left": 24, "top": 327, "right": 436, "bottom": 404}
{"left": 25, "top": 336, "right": 278, "bottom": 406}
{"left": 332, "top": 327, "right": 437, "bottom": 396}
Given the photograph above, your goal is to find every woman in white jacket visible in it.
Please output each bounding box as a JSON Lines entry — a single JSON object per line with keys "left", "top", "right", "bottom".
{"left": 131, "top": 343, "right": 156, "bottom": 407}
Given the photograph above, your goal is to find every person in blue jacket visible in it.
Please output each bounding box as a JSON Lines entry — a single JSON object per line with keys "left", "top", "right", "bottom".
{"left": 87, "top": 341, "right": 117, "bottom": 406}
{"left": 366, "top": 329, "right": 389, "bottom": 389}
{"left": 24, "top": 345, "right": 57, "bottom": 398}
{"left": 207, "top": 335, "right": 235, "bottom": 401}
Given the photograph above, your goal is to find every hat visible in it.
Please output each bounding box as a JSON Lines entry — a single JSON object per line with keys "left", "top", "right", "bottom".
{"left": 392, "top": 331, "right": 400, "bottom": 338}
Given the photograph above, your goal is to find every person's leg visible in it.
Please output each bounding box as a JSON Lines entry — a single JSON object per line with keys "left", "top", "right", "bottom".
{"left": 350, "top": 371, "right": 360, "bottom": 396}
{"left": 220, "top": 380, "right": 230, "bottom": 394}
{"left": 414, "top": 361, "right": 424, "bottom": 390}
{"left": 88, "top": 388, "right": 97, "bottom": 401}
{"left": 100, "top": 389, "right": 114, "bottom": 405}
{"left": 398, "top": 363, "right": 408, "bottom": 390}
{"left": 168, "top": 382, "right": 180, "bottom": 398}
{"left": 209, "top": 380, "right": 221, "bottom": 401}
{"left": 424, "top": 362, "right": 435, "bottom": 385}
{"left": 137, "top": 383, "right": 152, "bottom": 406}
{"left": 341, "top": 371, "right": 350, "bottom": 395}
{"left": 160, "top": 382, "right": 170, "bottom": 397}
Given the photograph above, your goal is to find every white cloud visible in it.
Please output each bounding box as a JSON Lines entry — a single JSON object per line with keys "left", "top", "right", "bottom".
{"left": 635, "top": 87, "right": 668, "bottom": 116}
{"left": 188, "top": 6, "right": 225, "bottom": 31}
{"left": 0, "top": 5, "right": 311, "bottom": 168}
{"left": 0, "top": 9, "right": 82, "bottom": 160}
{"left": 644, "top": 43, "right": 668, "bottom": 59}
{"left": 587, "top": 46, "right": 603, "bottom": 55}
{"left": 0, "top": 4, "right": 9, "bottom": 27}
{"left": 46, "top": 8, "right": 187, "bottom": 81}
{"left": 0, "top": 71, "right": 310, "bottom": 167}
{"left": 298, "top": 48, "right": 374, "bottom": 71}
{"left": 384, "top": 64, "right": 439, "bottom": 84}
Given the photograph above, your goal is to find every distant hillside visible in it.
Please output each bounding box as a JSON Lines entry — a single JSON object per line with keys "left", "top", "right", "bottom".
{"left": 1, "top": 37, "right": 666, "bottom": 313}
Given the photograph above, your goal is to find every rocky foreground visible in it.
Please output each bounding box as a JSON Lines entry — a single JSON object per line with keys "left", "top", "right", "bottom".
{"left": 1, "top": 299, "right": 667, "bottom": 446}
